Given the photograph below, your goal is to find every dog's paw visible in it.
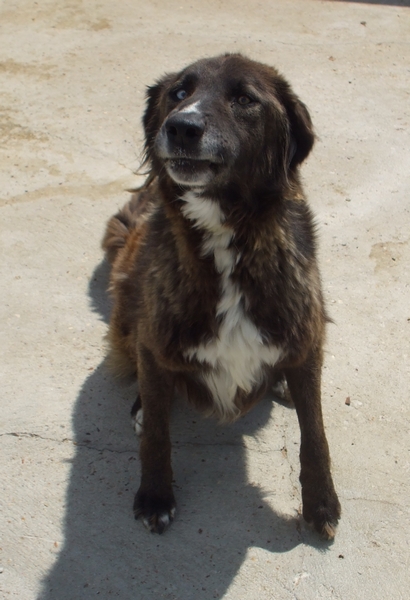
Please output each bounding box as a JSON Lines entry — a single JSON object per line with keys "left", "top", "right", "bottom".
{"left": 131, "top": 408, "right": 143, "bottom": 437}
{"left": 133, "top": 489, "right": 176, "bottom": 534}
{"left": 130, "top": 396, "right": 143, "bottom": 437}
{"left": 272, "top": 376, "right": 292, "bottom": 404}
{"left": 302, "top": 488, "right": 341, "bottom": 540}
{"left": 272, "top": 379, "right": 289, "bottom": 401}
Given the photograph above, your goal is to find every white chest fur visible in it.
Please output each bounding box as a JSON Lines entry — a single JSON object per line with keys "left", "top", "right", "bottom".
{"left": 181, "top": 192, "right": 283, "bottom": 420}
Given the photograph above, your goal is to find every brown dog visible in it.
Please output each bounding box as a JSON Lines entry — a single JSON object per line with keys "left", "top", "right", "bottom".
{"left": 102, "top": 54, "right": 341, "bottom": 538}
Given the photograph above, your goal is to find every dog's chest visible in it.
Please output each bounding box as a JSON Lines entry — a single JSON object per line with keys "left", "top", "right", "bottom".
{"left": 181, "top": 192, "right": 283, "bottom": 419}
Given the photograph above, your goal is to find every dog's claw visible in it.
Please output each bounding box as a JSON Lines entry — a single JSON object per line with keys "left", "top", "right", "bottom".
{"left": 321, "top": 520, "right": 338, "bottom": 540}
{"left": 139, "top": 507, "right": 176, "bottom": 534}
{"left": 134, "top": 490, "right": 176, "bottom": 534}
{"left": 304, "top": 516, "right": 339, "bottom": 541}
{"left": 302, "top": 492, "right": 341, "bottom": 540}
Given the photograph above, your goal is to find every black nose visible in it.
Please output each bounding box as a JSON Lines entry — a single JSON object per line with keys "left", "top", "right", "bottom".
{"left": 165, "top": 113, "right": 205, "bottom": 148}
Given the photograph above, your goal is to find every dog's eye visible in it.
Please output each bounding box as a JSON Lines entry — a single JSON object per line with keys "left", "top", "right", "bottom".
{"left": 175, "top": 89, "right": 188, "bottom": 101}
{"left": 237, "top": 95, "right": 253, "bottom": 106}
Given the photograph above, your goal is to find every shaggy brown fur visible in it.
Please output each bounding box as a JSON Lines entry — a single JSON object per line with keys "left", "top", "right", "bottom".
{"left": 102, "top": 54, "right": 341, "bottom": 537}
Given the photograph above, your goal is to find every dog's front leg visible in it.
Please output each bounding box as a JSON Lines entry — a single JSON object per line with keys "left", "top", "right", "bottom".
{"left": 285, "top": 350, "right": 341, "bottom": 539}
{"left": 133, "top": 345, "right": 176, "bottom": 534}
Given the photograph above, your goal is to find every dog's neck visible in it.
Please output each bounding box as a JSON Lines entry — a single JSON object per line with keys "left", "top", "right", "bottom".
{"left": 179, "top": 190, "right": 228, "bottom": 235}
{"left": 180, "top": 190, "right": 236, "bottom": 270}
{"left": 156, "top": 175, "right": 290, "bottom": 263}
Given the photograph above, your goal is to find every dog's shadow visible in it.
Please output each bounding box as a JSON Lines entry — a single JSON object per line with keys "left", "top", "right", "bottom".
{"left": 38, "top": 260, "right": 325, "bottom": 600}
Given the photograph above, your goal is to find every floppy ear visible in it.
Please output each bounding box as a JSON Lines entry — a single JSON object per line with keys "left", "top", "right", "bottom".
{"left": 276, "top": 81, "right": 315, "bottom": 169}
{"left": 142, "top": 73, "right": 177, "bottom": 165}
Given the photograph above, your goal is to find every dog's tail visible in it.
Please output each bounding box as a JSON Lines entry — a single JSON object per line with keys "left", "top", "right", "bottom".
{"left": 102, "top": 187, "right": 151, "bottom": 264}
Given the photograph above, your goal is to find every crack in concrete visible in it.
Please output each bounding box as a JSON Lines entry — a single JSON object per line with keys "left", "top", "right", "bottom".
{"left": 345, "top": 496, "right": 408, "bottom": 511}
{"left": 281, "top": 427, "right": 300, "bottom": 498}
{"left": 1, "top": 432, "right": 283, "bottom": 454}
{"left": 174, "top": 440, "right": 243, "bottom": 447}
{"left": 174, "top": 441, "right": 281, "bottom": 453}
{"left": 0, "top": 431, "right": 137, "bottom": 455}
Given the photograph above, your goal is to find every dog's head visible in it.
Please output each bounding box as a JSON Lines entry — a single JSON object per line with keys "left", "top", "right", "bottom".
{"left": 142, "top": 54, "right": 314, "bottom": 193}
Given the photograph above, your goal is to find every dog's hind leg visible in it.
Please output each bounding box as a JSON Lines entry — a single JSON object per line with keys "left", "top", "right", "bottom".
{"left": 285, "top": 349, "right": 341, "bottom": 539}
{"left": 133, "top": 346, "right": 176, "bottom": 534}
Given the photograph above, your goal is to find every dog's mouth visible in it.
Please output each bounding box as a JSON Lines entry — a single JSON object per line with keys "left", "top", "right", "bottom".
{"left": 165, "top": 158, "right": 221, "bottom": 187}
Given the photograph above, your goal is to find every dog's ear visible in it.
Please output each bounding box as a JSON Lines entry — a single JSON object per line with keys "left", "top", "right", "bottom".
{"left": 276, "top": 81, "right": 315, "bottom": 169}
{"left": 142, "top": 73, "right": 177, "bottom": 165}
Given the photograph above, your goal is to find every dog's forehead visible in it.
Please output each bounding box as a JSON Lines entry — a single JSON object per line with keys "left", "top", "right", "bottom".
{"left": 177, "top": 54, "right": 278, "bottom": 92}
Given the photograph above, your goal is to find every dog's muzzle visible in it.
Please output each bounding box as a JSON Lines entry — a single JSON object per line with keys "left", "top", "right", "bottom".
{"left": 156, "top": 111, "right": 223, "bottom": 187}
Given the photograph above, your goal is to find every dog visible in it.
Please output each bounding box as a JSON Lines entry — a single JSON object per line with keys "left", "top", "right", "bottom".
{"left": 102, "top": 53, "right": 341, "bottom": 538}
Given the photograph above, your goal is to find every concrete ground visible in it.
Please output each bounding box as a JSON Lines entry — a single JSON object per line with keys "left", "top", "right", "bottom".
{"left": 1, "top": 0, "right": 409, "bottom": 598}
